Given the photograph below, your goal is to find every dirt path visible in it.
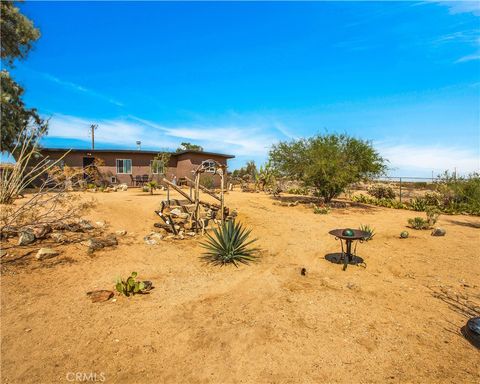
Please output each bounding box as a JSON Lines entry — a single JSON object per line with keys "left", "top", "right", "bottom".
{"left": 1, "top": 189, "right": 479, "bottom": 383}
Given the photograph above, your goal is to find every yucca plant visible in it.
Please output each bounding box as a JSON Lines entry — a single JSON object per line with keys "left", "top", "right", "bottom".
{"left": 200, "top": 220, "right": 259, "bottom": 266}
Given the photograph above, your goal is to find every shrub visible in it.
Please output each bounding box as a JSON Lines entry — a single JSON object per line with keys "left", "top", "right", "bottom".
{"left": 313, "top": 205, "right": 330, "bottom": 214}
{"left": 115, "top": 272, "right": 146, "bottom": 297}
{"left": 359, "top": 224, "right": 375, "bottom": 241}
{"left": 368, "top": 184, "right": 396, "bottom": 199}
{"left": 400, "top": 231, "right": 409, "bottom": 239}
{"left": 408, "top": 216, "right": 430, "bottom": 230}
{"left": 409, "top": 198, "right": 427, "bottom": 212}
{"left": 145, "top": 181, "right": 158, "bottom": 195}
{"left": 425, "top": 206, "right": 440, "bottom": 226}
{"left": 200, "top": 220, "right": 259, "bottom": 266}
{"left": 200, "top": 174, "right": 214, "bottom": 189}
{"left": 287, "top": 187, "right": 310, "bottom": 195}
{"left": 269, "top": 134, "right": 387, "bottom": 202}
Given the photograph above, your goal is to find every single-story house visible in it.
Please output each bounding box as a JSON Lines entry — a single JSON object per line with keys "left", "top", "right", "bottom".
{"left": 37, "top": 148, "right": 234, "bottom": 187}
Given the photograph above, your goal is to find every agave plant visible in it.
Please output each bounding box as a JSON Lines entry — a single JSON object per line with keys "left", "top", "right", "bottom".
{"left": 200, "top": 220, "right": 259, "bottom": 266}
{"left": 359, "top": 224, "right": 375, "bottom": 241}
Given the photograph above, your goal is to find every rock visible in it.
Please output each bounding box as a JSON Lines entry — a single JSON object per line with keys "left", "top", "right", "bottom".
{"left": 1, "top": 225, "right": 18, "bottom": 239}
{"left": 78, "top": 219, "right": 94, "bottom": 231}
{"left": 35, "top": 247, "right": 60, "bottom": 260}
{"left": 170, "top": 208, "right": 182, "bottom": 216}
{"left": 87, "top": 290, "right": 114, "bottom": 303}
{"left": 186, "top": 231, "right": 196, "bottom": 237}
{"left": 115, "top": 229, "right": 127, "bottom": 236}
{"left": 32, "top": 224, "right": 51, "bottom": 239}
{"left": 84, "top": 235, "right": 118, "bottom": 253}
{"left": 142, "top": 281, "right": 153, "bottom": 291}
{"left": 144, "top": 232, "right": 163, "bottom": 245}
{"left": 300, "top": 268, "right": 307, "bottom": 276}
{"left": 95, "top": 221, "right": 107, "bottom": 228}
{"left": 432, "top": 228, "right": 446, "bottom": 236}
{"left": 118, "top": 184, "right": 128, "bottom": 191}
{"left": 18, "top": 231, "right": 36, "bottom": 246}
{"left": 50, "top": 232, "right": 68, "bottom": 243}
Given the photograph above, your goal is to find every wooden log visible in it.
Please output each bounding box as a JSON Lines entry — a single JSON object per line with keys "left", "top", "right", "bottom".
{"left": 162, "top": 178, "right": 194, "bottom": 203}
{"left": 185, "top": 176, "right": 221, "bottom": 202}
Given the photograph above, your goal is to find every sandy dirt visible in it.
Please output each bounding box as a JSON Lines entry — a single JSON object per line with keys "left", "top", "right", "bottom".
{"left": 1, "top": 189, "right": 479, "bottom": 384}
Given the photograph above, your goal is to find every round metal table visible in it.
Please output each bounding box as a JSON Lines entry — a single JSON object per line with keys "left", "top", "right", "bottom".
{"left": 328, "top": 229, "right": 370, "bottom": 270}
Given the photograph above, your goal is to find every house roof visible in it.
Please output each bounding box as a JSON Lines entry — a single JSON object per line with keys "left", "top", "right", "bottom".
{"left": 39, "top": 148, "right": 235, "bottom": 159}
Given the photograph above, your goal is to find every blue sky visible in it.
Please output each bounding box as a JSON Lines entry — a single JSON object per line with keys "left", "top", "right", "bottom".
{"left": 7, "top": 1, "right": 480, "bottom": 176}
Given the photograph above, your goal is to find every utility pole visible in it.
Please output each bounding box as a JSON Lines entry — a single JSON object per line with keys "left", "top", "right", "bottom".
{"left": 90, "top": 124, "right": 98, "bottom": 150}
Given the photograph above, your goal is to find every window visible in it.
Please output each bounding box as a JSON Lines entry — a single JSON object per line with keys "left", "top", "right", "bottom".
{"left": 116, "top": 159, "right": 132, "bottom": 174}
{"left": 150, "top": 159, "right": 165, "bottom": 175}
{"left": 203, "top": 160, "right": 216, "bottom": 173}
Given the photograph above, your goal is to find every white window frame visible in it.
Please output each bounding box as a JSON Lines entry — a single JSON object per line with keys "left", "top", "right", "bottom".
{"left": 116, "top": 159, "right": 132, "bottom": 174}
{"left": 150, "top": 159, "right": 165, "bottom": 175}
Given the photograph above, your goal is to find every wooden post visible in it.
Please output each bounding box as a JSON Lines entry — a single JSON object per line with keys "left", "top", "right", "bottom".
{"left": 220, "top": 170, "right": 225, "bottom": 223}
{"left": 194, "top": 173, "right": 200, "bottom": 233}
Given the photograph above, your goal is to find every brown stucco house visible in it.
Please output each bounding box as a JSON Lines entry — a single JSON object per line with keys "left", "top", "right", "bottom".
{"left": 38, "top": 148, "right": 234, "bottom": 187}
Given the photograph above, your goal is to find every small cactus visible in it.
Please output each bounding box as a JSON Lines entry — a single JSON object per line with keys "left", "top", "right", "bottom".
{"left": 116, "top": 272, "right": 146, "bottom": 297}
{"left": 400, "top": 231, "right": 409, "bottom": 239}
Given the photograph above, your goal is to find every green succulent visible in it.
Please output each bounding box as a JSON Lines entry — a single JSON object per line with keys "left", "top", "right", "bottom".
{"left": 400, "top": 231, "right": 409, "bottom": 239}
{"left": 200, "top": 220, "right": 259, "bottom": 266}
{"left": 115, "top": 272, "right": 146, "bottom": 297}
{"left": 408, "top": 216, "right": 430, "bottom": 230}
{"left": 359, "top": 224, "right": 375, "bottom": 241}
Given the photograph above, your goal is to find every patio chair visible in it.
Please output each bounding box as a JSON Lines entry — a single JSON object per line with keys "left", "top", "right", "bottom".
{"left": 142, "top": 174, "right": 149, "bottom": 183}
{"left": 135, "top": 175, "right": 143, "bottom": 186}
{"left": 129, "top": 175, "right": 135, "bottom": 187}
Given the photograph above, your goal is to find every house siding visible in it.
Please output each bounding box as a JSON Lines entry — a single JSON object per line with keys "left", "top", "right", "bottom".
{"left": 38, "top": 149, "right": 232, "bottom": 187}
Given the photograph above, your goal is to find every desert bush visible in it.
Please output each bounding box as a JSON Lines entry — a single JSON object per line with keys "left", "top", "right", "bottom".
{"left": 287, "top": 187, "right": 310, "bottom": 195}
{"left": 408, "top": 216, "right": 430, "bottom": 230}
{"left": 409, "top": 198, "right": 427, "bottom": 212}
{"left": 313, "top": 205, "right": 330, "bottom": 214}
{"left": 115, "top": 272, "right": 146, "bottom": 297}
{"left": 435, "top": 172, "right": 480, "bottom": 215}
{"left": 359, "top": 224, "right": 375, "bottom": 241}
{"left": 368, "top": 184, "right": 396, "bottom": 199}
{"left": 145, "top": 181, "right": 158, "bottom": 195}
{"left": 425, "top": 206, "right": 440, "bottom": 226}
{"left": 200, "top": 220, "right": 258, "bottom": 266}
{"left": 200, "top": 174, "right": 215, "bottom": 189}
{"left": 0, "top": 128, "right": 94, "bottom": 237}
{"left": 269, "top": 134, "right": 387, "bottom": 202}
{"left": 400, "top": 230, "right": 409, "bottom": 239}
{"left": 423, "top": 192, "right": 442, "bottom": 207}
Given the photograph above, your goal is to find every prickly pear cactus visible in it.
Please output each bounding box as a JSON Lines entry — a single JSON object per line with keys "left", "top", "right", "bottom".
{"left": 115, "top": 272, "right": 146, "bottom": 297}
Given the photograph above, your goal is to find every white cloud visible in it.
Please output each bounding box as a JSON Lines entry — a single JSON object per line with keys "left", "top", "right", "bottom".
{"left": 45, "top": 114, "right": 480, "bottom": 176}
{"left": 435, "top": 1, "right": 480, "bottom": 16}
{"left": 41, "top": 73, "right": 124, "bottom": 107}
{"left": 455, "top": 53, "right": 480, "bottom": 63}
{"left": 45, "top": 114, "right": 283, "bottom": 157}
{"left": 378, "top": 143, "right": 480, "bottom": 176}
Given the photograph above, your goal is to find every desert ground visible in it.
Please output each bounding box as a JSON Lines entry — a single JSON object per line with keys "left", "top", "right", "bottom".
{"left": 1, "top": 188, "right": 479, "bottom": 384}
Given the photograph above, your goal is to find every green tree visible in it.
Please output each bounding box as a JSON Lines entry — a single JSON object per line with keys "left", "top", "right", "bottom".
{"left": 1, "top": 1, "right": 40, "bottom": 66}
{"left": 1, "top": 71, "right": 48, "bottom": 156}
{"left": 1, "top": 1, "right": 46, "bottom": 157}
{"left": 269, "top": 134, "right": 387, "bottom": 202}
{"left": 176, "top": 142, "right": 204, "bottom": 152}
